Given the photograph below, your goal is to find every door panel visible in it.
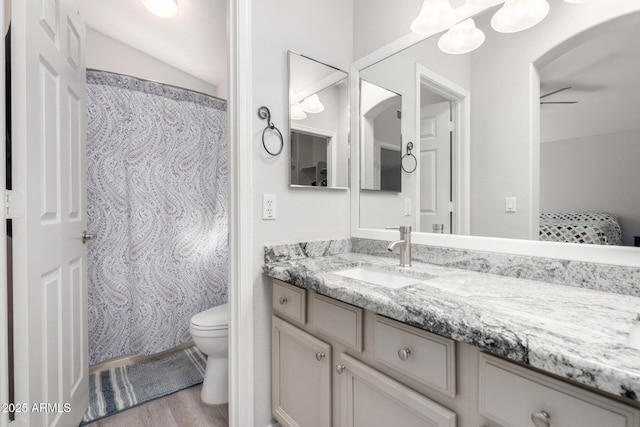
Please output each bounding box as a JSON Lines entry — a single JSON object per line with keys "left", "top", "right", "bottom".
{"left": 11, "top": 0, "right": 88, "bottom": 425}
{"left": 339, "top": 353, "right": 456, "bottom": 427}
{"left": 419, "top": 101, "right": 451, "bottom": 234}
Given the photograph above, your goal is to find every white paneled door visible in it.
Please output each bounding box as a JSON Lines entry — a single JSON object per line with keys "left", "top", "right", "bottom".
{"left": 419, "top": 101, "right": 452, "bottom": 234}
{"left": 11, "top": 0, "right": 88, "bottom": 425}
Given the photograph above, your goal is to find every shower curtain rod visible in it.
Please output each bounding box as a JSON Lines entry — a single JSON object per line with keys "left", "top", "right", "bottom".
{"left": 86, "top": 68, "right": 227, "bottom": 103}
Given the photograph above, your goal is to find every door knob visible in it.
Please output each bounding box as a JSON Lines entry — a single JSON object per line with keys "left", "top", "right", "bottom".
{"left": 336, "top": 364, "right": 345, "bottom": 374}
{"left": 279, "top": 297, "right": 288, "bottom": 305}
{"left": 315, "top": 352, "right": 325, "bottom": 361}
{"left": 82, "top": 231, "right": 96, "bottom": 244}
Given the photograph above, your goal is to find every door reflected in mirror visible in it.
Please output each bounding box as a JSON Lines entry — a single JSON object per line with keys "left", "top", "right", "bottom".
{"left": 291, "top": 129, "right": 330, "bottom": 186}
{"left": 360, "top": 79, "right": 402, "bottom": 192}
{"left": 288, "top": 51, "right": 349, "bottom": 189}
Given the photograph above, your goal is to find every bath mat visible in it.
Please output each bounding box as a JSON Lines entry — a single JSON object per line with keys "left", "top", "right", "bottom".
{"left": 80, "top": 346, "right": 206, "bottom": 425}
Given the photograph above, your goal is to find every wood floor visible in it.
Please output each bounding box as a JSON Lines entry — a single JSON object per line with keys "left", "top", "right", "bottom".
{"left": 83, "top": 384, "right": 229, "bottom": 427}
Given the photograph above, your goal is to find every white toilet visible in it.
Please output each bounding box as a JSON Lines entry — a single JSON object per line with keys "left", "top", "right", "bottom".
{"left": 189, "top": 303, "right": 228, "bottom": 405}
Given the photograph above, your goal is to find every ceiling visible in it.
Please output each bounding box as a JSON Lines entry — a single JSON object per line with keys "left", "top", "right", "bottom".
{"left": 77, "top": 0, "right": 227, "bottom": 90}
{"left": 540, "top": 22, "right": 640, "bottom": 143}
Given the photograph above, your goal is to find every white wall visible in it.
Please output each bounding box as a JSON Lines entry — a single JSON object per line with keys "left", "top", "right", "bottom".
{"left": 251, "top": 0, "right": 353, "bottom": 424}
{"left": 86, "top": 28, "right": 219, "bottom": 97}
{"left": 540, "top": 129, "right": 640, "bottom": 245}
{"left": 352, "top": 0, "right": 422, "bottom": 60}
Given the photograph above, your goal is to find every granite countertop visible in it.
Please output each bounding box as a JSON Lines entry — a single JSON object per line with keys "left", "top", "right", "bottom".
{"left": 263, "top": 252, "right": 640, "bottom": 404}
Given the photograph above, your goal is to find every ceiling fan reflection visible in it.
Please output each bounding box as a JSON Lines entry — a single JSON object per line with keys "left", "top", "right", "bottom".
{"left": 540, "top": 86, "right": 577, "bottom": 104}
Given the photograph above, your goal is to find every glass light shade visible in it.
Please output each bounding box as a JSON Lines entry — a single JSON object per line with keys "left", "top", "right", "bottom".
{"left": 491, "top": 0, "right": 550, "bottom": 33}
{"left": 466, "top": 0, "right": 505, "bottom": 6}
{"left": 141, "top": 0, "right": 178, "bottom": 18}
{"left": 438, "top": 18, "right": 485, "bottom": 54}
{"left": 300, "top": 94, "right": 325, "bottom": 113}
{"left": 290, "top": 103, "right": 307, "bottom": 120}
{"left": 411, "top": 0, "right": 459, "bottom": 35}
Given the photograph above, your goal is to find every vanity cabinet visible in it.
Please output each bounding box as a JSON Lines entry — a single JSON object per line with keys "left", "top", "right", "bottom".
{"left": 479, "top": 354, "right": 640, "bottom": 427}
{"left": 272, "top": 315, "right": 331, "bottom": 427}
{"left": 270, "top": 278, "right": 640, "bottom": 427}
{"left": 271, "top": 279, "right": 458, "bottom": 427}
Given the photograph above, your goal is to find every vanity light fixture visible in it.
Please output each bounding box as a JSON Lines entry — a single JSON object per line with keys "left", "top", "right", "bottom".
{"left": 300, "top": 94, "right": 325, "bottom": 114}
{"left": 491, "top": 0, "right": 550, "bottom": 33}
{"left": 438, "top": 18, "right": 485, "bottom": 54}
{"left": 141, "top": 0, "right": 178, "bottom": 18}
{"left": 466, "top": 0, "right": 504, "bottom": 6}
{"left": 290, "top": 103, "right": 307, "bottom": 120}
{"left": 411, "top": 0, "right": 459, "bottom": 35}
{"left": 412, "top": 0, "right": 568, "bottom": 53}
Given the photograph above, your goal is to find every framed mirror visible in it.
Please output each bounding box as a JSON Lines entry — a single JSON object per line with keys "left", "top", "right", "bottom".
{"left": 352, "top": 2, "right": 640, "bottom": 266}
{"left": 288, "top": 51, "right": 349, "bottom": 189}
{"left": 359, "top": 79, "right": 402, "bottom": 192}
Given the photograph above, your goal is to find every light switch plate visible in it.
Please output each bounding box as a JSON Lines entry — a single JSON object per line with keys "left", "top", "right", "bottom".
{"left": 404, "top": 198, "right": 412, "bottom": 216}
{"left": 505, "top": 196, "right": 516, "bottom": 213}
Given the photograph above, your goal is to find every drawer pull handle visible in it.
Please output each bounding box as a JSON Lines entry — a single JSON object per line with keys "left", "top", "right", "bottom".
{"left": 531, "top": 411, "right": 551, "bottom": 427}
{"left": 397, "top": 348, "right": 411, "bottom": 361}
{"left": 279, "top": 297, "right": 288, "bottom": 305}
{"left": 336, "top": 364, "right": 345, "bottom": 374}
{"left": 315, "top": 352, "right": 325, "bottom": 361}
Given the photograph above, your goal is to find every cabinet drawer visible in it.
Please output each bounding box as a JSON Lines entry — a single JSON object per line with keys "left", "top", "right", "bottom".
{"left": 373, "top": 316, "right": 456, "bottom": 397}
{"left": 311, "top": 293, "right": 363, "bottom": 352}
{"left": 479, "top": 354, "right": 640, "bottom": 427}
{"left": 272, "top": 279, "right": 306, "bottom": 325}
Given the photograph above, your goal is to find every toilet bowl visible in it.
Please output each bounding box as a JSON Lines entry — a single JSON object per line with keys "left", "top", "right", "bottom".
{"left": 189, "top": 303, "right": 228, "bottom": 405}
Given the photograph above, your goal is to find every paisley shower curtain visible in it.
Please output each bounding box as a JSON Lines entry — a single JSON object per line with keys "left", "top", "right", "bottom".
{"left": 86, "top": 70, "right": 228, "bottom": 365}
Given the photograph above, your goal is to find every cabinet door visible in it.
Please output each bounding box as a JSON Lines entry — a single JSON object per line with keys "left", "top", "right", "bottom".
{"left": 338, "top": 353, "right": 456, "bottom": 427}
{"left": 272, "top": 316, "right": 331, "bottom": 427}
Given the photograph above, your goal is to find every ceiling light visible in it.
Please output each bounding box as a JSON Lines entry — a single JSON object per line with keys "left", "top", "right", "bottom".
{"left": 438, "top": 18, "right": 485, "bottom": 54}
{"left": 491, "top": 0, "right": 550, "bottom": 33}
{"left": 300, "top": 94, "right": 325, "bottom": 114}
{"left": 563, "top": 0, "right": 585, "bottom": 2}
{"left": 411, "top": 0, "right": 459, "bottom": 35}
{"left": 141, "top": 0, "right": 178, "bottom": 19}
{"left": 466, "top": 0, "right": 505, "bottom": 6}
{"left": 290, "top": 103, "right": 307, "bottom": 120}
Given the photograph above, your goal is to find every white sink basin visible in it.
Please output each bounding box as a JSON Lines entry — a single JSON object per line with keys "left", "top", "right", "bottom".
{"left": 332, "top": 267, "right": 432, "bottom": 289}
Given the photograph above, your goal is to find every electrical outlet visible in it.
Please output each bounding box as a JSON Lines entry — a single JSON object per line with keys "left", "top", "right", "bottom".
{"left": 263, "top": 194, "right": 276, "bottom": 220}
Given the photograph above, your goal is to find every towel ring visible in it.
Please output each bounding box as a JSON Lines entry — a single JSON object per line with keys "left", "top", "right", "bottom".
{"left": 401, "top": 141, "right": 417, "bottom": 173}
{"left": 258, "top": 106, "right": 283, "bottom": 156}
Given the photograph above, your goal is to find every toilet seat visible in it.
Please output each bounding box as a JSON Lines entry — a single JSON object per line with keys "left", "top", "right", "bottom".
{"left": 190, "top": 303, "right": 228, "bottom": 331}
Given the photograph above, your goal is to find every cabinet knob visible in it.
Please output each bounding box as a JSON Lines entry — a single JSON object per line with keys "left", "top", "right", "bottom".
{"left": 336, "top": 364, "right": 345, "bottom": 374}
{"left": 315, "top": 352, "right": 325, "bottom": 361}
{"left": 279, "top": 297, "right": 288, "bottom": 305}
{"left": 397, "top": 348, "right": 411, "bottom": 361}
{"left": 531, "top": 411, "right": 551, "bottom": 427}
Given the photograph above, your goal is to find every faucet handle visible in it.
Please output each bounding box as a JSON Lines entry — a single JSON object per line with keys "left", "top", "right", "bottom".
{"left": 385, "top": 226, "right": 412, "bottom": 232}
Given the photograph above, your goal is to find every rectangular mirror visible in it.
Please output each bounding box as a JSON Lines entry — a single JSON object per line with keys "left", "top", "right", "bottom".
{"left": 360, "top": 80, "right": 402, "bottom": 192}
{"left": 289, "top": 51, "right": 349, "bottom": 189}
{"left": 356, "top": 2, "right": 640, "bottom": 248}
